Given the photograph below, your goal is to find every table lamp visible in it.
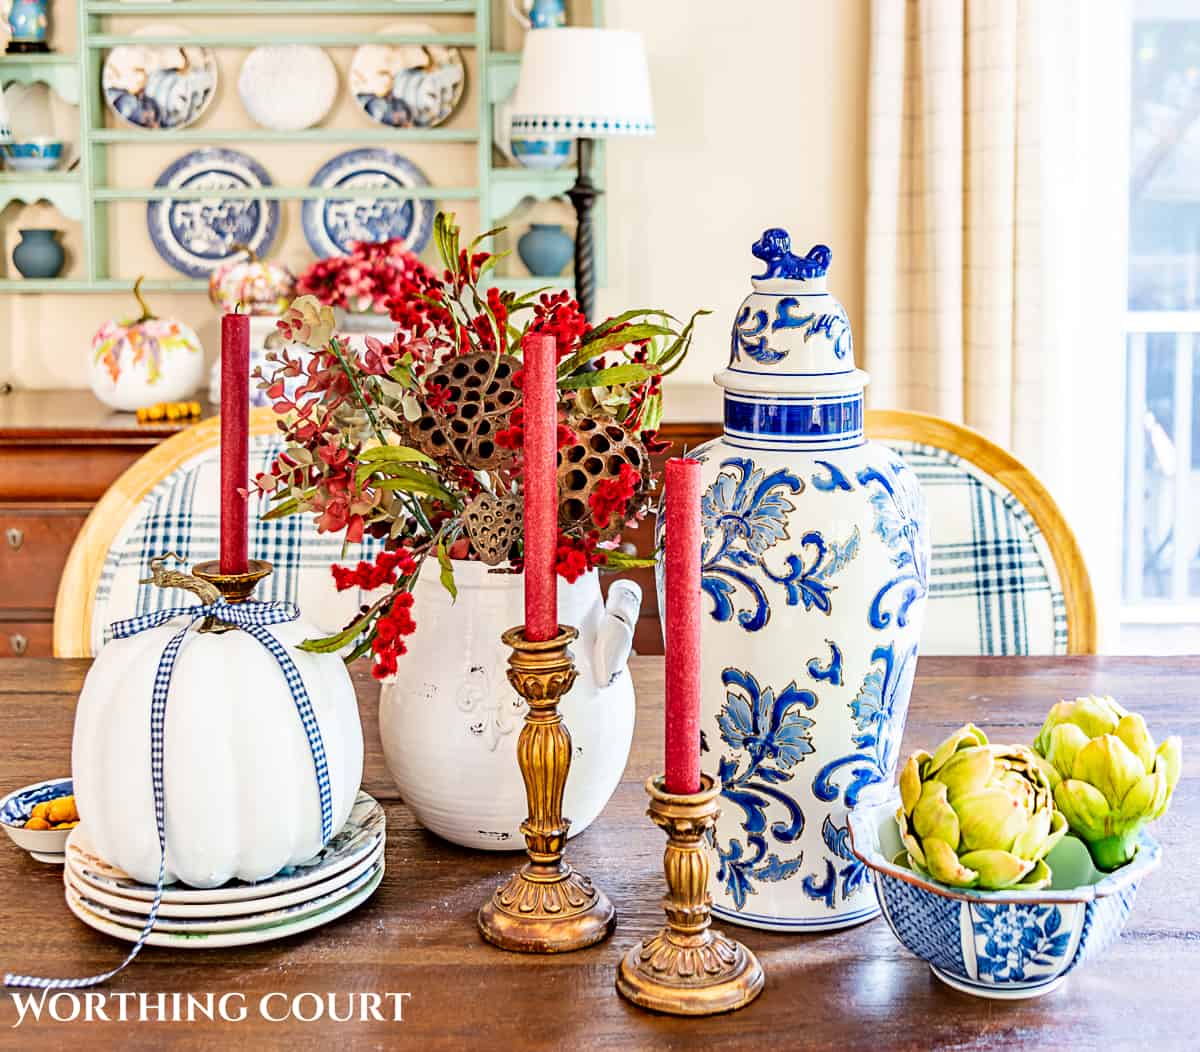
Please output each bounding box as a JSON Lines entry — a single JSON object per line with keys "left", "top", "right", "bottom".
{"left": 510, "top": 28, "right": 655, "bottom": 320}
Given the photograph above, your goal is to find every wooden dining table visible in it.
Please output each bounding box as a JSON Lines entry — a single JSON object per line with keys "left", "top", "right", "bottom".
{"left": 0, "top": 654, "right": 1195, "bottom": 1050}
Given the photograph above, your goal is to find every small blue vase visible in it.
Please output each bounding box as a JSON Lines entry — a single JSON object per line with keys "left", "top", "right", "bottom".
{"left": 6, "top": 0, "right": 50, "bottom": 52}
{"left": 13, "top": 228, "right": 64, "bottom": 278}
{"left": 518, "top": 223, "right": 573, "bottom": 277}
{"left": 510, "top": 0, "right": 566, "bottom": 28}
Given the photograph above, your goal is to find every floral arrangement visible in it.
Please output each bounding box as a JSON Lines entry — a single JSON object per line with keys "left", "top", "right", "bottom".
{"left": 256, "top": 214, "right": 705, "bottom": 679}
{"left": 294, "top": 238, "right": 432, "bottom": 315}
{"left": 896, "top": 696, "right": 1181, "bottom": 888}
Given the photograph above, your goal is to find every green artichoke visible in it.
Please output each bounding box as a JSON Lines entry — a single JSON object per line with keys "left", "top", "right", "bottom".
{"left": 897, "top": 724, "right": 1067, "bottom": 890}
{"left": 1033, "top": 695, "right": 1181, "bottom": 871}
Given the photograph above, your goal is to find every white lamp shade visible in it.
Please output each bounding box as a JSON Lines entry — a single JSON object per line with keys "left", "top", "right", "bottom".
{"left": 510, "top": 28, "right": 654, "bottom": 140}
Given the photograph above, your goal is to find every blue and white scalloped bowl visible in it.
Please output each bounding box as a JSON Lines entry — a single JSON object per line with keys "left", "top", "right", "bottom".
{"left": 0, "top": 777, "right": 73, "bottom": 861}
{"left": 847, "top": 797, "right": 1162, "bottom": 999}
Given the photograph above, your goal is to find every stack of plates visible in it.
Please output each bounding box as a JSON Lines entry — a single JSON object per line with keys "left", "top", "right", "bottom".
{"left": 62, "top": 792, "right": 384, "bottom": 949}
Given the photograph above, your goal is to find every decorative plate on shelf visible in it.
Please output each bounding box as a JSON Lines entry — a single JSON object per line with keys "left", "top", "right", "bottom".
{"left": 102, "top": 25, "right": 218, "bottom": 130}
{"left": 147, "top": 148, "right": 280, "bottom": 277}
{"left": 301, "top": 148, "right": 435, "bottom": 258}
{"left": 349, "top": 22, "right": 465, "bottom": 129}
{"left": 238, "top": 45, "right": 338, "bottom": 131}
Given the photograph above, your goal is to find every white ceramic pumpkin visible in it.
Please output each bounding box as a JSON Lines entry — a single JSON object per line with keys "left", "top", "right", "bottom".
{"left": 89, "top": 278, "right": 205, "bottom": 412}
{"left": 71, "top": 616, "right": 364, "bottom": 888}
{"left": 208, "top": 246, "right": 296, "bottom": 316}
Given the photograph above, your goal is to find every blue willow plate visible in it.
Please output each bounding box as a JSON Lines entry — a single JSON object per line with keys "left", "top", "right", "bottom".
{"left": 301, "top": 148, "right": 434, "bottom": 258}
{"left": 65, "top": 790, "right": 384, "bottom": 903}
{"left": 147, "top": 148, "right": 280, "bottom": 277}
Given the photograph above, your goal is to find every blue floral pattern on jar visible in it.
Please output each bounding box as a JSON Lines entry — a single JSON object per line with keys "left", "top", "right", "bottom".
{"left": 700, "top": 457, "right": 860, "bottom": 631}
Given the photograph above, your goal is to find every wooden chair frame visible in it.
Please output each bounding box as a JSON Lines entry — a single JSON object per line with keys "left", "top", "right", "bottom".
{"left": 866, "top": 409, "right": 1097, "bottom": 654}
{"left": 53, "top": 405, "right": 1097, "bottom": 657}
{"left": 54, "top": 408, "right": 280, "bottom": 658}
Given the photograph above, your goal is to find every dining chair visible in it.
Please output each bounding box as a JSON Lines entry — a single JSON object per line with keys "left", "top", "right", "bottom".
{"left": 866, "top": 408, "right": 1097, "bottom": 655}
{"left": 54, "top": 408, "right": 381, "bottom": 658}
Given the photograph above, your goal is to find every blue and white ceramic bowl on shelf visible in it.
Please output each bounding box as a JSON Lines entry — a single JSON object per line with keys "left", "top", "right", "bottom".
{"left": 0, "top": 776, "right": 73, "bottom": 862}
{"left": 511, "top": 137, "right": 571, "bottom": 171}
{"left": 3, "top": 137, "right": 63, "bottom": 172}
{"left": 847, "top": 797, "right": 1162, "bottom": 999}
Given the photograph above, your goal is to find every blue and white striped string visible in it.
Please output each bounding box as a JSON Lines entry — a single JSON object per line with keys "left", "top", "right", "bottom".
{"left": 5, "top": 599, "right": 333, "bottom": 989}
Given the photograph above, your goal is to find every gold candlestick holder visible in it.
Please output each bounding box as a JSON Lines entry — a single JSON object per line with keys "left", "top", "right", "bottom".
{"left": 616, "top": 774, "right": 764, "bottom": 1015}
{"left": 192, "top": 558, "right": 273, "bottom": 603}
{"left": 477, "top": 624, "right": 616, "bottom": 953}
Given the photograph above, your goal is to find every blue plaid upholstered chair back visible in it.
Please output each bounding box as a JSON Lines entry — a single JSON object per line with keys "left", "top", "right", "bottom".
{"left": 88, "top": 432, "right": 381, "bottom": 656}
{"left": 871, "top": 412, "right": 1095, "bottom": 655}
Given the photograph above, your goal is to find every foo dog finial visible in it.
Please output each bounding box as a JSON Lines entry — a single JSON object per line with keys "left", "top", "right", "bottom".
{"left": 752, "top": 228, "right": 831, "bottom": 281}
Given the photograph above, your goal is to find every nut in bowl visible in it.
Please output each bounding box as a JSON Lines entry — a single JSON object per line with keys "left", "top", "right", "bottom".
{"left": 0, "top": 777, "right": 76, "bottom": 862}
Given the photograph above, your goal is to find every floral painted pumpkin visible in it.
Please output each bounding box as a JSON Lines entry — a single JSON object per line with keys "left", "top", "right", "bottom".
{"left": 89, "top": 278, "right": 205, "bottom": 412}
{"left": 208, "top": 245, "right": 296, "bottom": 316}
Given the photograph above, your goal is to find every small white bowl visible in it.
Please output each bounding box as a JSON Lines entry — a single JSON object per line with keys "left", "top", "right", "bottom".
{"left": 0, "top": 777, "right": 74, "bottom": 860}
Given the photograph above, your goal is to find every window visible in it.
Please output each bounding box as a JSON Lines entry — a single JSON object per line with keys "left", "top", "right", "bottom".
{"left": 1123, "top": 3, "right": 1200, "bottom": 649}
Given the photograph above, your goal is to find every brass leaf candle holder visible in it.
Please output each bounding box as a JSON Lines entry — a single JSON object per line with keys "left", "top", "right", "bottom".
{"left": 477, "top": 624, "right": 616, "bottom": 953}
{"left": 616, "top": 774, "right": 764, "bottom": 1015}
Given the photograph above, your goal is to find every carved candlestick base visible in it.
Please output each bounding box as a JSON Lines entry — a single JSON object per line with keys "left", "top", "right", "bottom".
{"left": 616, "top": 774, "right": 764, "bottom": 1015}
{"left": 477, "top": 625, "right": 616, "bottom": 953}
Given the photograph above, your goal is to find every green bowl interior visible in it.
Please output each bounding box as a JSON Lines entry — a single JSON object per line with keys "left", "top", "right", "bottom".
{"left": 872, "top": 803, "right": 1105, "bottom": 891}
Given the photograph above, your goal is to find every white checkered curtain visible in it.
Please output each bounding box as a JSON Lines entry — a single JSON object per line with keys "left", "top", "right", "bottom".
{"left": 90, "top": 434, "right": 383, "bottom": 656}
{"left": 887, "top": 440, "right": 1068, "bottom": 655}
{"left": 864, "top": 0, "right": 1096, "bottom": 480}
{"left": 864, "top": 0, "right": 1127, "bottom": 645}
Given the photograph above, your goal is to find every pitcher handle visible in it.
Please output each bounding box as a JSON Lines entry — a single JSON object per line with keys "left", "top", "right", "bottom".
{"left": 593, "top": 579, "right": 642, "bottom": 687}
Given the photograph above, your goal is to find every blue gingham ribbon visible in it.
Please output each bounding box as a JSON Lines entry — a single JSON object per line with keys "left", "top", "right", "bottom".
{"left": 5, "top": 599, "right": 333, "bottom": 989}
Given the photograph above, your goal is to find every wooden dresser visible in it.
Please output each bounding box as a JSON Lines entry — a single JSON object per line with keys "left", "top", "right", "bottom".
{"left": 0, "top": 387, "right": 723, "bottom": 660}
{"left": 0, "top": 390, "right": 206, "bottom": 658}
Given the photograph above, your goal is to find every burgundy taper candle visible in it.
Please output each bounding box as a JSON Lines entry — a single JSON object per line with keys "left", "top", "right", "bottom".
{"left": 664, "top": 457, "right": 702, "bottom": 794}
{"left": 522, "top": 331, "right": 558, "bottom": 642}
{"left": 219, "top": 312, "right": 250, "bottom": 575}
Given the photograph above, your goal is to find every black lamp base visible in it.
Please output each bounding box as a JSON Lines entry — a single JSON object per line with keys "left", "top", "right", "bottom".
{"left": 566, "top": 137, "right": 601, "bottom": 321}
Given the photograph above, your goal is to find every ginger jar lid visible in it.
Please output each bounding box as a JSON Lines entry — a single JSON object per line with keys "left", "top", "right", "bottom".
{"left": 715, "top": 228, "right": 868, "bottom": 397}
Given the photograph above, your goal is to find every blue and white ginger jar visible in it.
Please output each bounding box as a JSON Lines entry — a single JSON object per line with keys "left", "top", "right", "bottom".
{"left": 664, "top": 228, "right": 931, "bottom": 932}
